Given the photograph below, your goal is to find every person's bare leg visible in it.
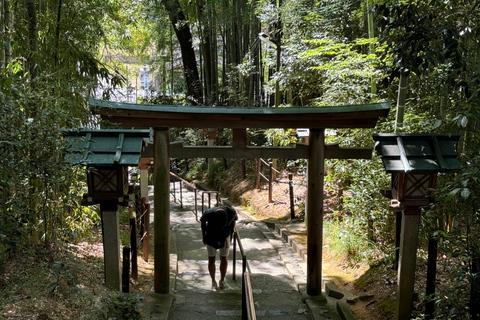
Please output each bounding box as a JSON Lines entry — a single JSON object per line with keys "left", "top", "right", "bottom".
{"left": 208, "top": 256, "right": 216, "bottom": 282}
{"left": 219, "top": 255, "right": 228, "bottom": 283}
{"left": 208, "top": 256, "right": 218, "bottom": 290}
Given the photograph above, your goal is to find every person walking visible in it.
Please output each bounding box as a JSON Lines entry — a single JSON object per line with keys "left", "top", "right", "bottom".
{"left": 200, "top": 206, "right": 238, "bottom": 291}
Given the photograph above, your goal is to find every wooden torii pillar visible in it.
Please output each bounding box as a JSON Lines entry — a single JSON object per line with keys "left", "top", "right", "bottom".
{"left": 153, "top": 127, "right": 171, "bottom": 293}
{"left": 306, "top": 129, "right": 325, "bottom": 295}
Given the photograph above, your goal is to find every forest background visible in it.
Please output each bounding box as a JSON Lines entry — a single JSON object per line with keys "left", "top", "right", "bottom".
{"left": 0, "top": 0, "right": 479, "bottom": 319}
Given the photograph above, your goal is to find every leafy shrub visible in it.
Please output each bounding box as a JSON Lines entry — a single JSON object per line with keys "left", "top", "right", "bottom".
{"left": 93, "top": 292, "right": 143, "bottom": 320}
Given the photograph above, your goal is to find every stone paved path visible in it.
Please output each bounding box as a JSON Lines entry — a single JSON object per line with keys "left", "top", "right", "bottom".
{"left": 145, "top": 182, "right": 341, "bottom": 320}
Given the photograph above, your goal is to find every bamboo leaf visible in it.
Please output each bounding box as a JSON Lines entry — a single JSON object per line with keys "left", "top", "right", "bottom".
{"left": 460, "top": 188, "right": 471, "bottom": 199}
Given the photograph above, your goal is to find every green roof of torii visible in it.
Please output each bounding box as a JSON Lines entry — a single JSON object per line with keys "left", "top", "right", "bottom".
{"left": 65, "top": 129, "right": 152, "bottom": 167}
{"left": 89, "top": 98, "right": 391, "bottom": 129}
{"left": 373, "top": 133, "right": 461, "bottom": 173}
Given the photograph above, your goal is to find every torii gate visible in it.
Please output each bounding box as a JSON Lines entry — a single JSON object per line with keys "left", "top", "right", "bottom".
{"left": 90, "top": 98, "right": 391, "bottom": 295}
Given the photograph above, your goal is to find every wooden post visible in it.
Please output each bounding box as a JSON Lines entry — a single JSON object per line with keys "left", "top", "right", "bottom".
{"left": 130, "top": 217, "right": 138, "bottom": 280}
{"left": 395, "top": 206, "right": 421, "bottom": 320}
{"left": 289, "top": 173, "right": 295, "bottom": 220}
{"left": 306, "top": 128, "right": 325, "bottom": 296}
{"left": 395, "top": 211, "right": 402, "bottom": 270}
{"left": 139, "top": 168, "right": 150, "bottom": 262}
{"left": 142, "top": 200, "right": 150, "bottom": 262}
{"left": 207, "top": 135, "right": 214, "bottom": 170}
{"left": 140, "top": 168, "right": 149, "bottom": 200}
{"left": 154, "top": 127, "right": 170, "bottom": 294}
{"left": 425, "top": 235, "right": 438, "bottom": 319}
{"left": 255, "top": 159, "right": 261, "bottom": 190}
{"left": 122, "top": 246, "right": 131, "bottom": 293}
{"left": 268, "top": 162, "right": 273, "bottom": 203}
{"left": 100, "top": 201, "right": 121, "bottom": 291}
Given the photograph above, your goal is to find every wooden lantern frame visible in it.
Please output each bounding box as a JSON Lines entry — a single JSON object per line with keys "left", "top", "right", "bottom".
{"left": 86, "top": 166, "right": 129, "bottom": 203}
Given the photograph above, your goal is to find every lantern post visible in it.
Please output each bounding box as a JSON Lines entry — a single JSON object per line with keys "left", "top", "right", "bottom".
{"left": 65, "top": 129, "right": 152, "bottom": 290}
{"left": 85, "top": 166, "right": 130, "bottom": 290}
{"left": 373, "top": 134, "right": 460, "bottom": 319}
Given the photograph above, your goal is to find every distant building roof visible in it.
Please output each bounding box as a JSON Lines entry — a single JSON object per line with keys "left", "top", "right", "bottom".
{"left": 373, "top": 133, "right": 461, "bottom": 173}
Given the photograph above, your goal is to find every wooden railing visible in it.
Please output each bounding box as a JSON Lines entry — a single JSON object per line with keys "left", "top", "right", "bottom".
{"left": 255, "top": 159, "right": 280, "bottom": 203}
{"left": 233, "top": 229, "right": 256, "bottom": 320}
{"left": 255, "top": 160, "right": 298, "bottom": 219}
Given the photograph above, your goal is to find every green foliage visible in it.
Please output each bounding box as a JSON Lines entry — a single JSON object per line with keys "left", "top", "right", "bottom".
{"left": 207, "top": 159, "right": 227, "bottom": 188}
{"left": 0, "top": 81, "right": 96, "bottom": 256}
{"left": 301, "top": 38, "right": 385, "bottom": 106}
{"left": 184, "top": 160, "right": 208, "bottom": 182}
{"left": 92, "top": 292, "right": 143, "bottom": 320}
{"left": 426, "top": 152, "right": 480, "bottom": 318}
{"left": 375, "top": 1, "right": 480, "bottom": 316}
{"left": 48, "top": 260, "right": 76, "bottom": 296}
{"left": 324, "top": 155, "right": 395, "bottom": 265}
{"left": 102, "top": 292, "right": 143, "bottom": 320}
{"left": 324, "top": 219, "right": 373, "bottom": 267}
{"left": 0, "top": 0, "right": 128, "bottom": 263}
{"left": 264, "top": 128, "right": 298, "bottom": 147}
{"left": 379, "top": 296, "right": 396, "bottom": 315}
{"left": 140, "top": 94, "right": 187, "bottom": 106}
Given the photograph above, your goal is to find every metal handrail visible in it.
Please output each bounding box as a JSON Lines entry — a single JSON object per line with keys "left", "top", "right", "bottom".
{"left": 195, "top": 190, "right": 220, "bottom": 221}
{"left": 233, "top": 229, "right": 256, "bottom": 320}
{"left": 170, "top": 172, "right": 195, "bottom": 208}
{"left": 169, "top": 172, "right": 220, "bottom": 221}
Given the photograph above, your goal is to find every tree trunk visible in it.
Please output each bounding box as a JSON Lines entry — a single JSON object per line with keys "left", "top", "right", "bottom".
{"left": 366, "top": 0, "right": 377, "bottom": 95}
{"left": 221, "top": 22, "right": 226, "bottom": 104}
{"left": 161, "top": 0, "right": 203, "bottom": 105}
{"left": 0, "top": 0, "right": 4, "bottom": 71}
{"left": 170, "top": 25, "right": 174, "bottom": 94}
{"left": 24, "top": 0, "right": 38, "bottom": 81}
{"left": 2, "top": 0, "right": 12, "bottom": 71}
{"left": 210, "top": 7, "right": 218, "bottom": 105}
{"left": 395, "top": 73, "right": 408, "bottom": 133}
{"left": 425, "top": 235, "right": 437, "bottom": 319}
{"left": 471, "top": 256, "right": 480, "bottom": 320}
{"left": 54, "top": 0, "right": 63, "bottom": 67}
{"left": 198, "top": 2, "right": 213, "bottom": 104}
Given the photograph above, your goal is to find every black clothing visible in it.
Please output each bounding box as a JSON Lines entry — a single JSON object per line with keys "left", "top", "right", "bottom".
{"left": 200, "top": 206, "right": 238, "bottom": 249}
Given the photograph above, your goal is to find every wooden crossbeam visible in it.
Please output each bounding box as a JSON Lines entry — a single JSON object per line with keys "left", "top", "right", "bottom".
{"left": 141, "top": 142, "right": 373, "bottom": 160}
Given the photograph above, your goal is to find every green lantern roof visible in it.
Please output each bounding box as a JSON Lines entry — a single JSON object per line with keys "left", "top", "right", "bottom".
{"left": 372, "top": 133, "right": 461, "bottom": 173}
{"left": 65, "top": 129, "right": 152, "bottom": 167}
